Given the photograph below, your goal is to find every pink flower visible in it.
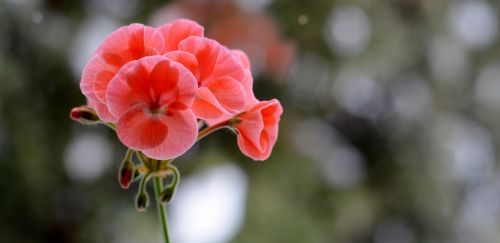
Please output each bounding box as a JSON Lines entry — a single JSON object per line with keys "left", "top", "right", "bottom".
{"left": 106, "top": 56, "right": 198, "bottom": 160}
{"left": 201, "top": 50, "right": 257, "bottom": 126}
{"left": 166, "top": 36, "right": 249, "bottom": 120}
{"left": 81, "top": 19, "right": 203, "bottom": 122}
{"left": 231, "top": 49, "right": 258, "bottom": 108}
{"left": 77, "top": 18, "right": 282, "bottom": 161}
{"left": 234, "top": 99, "right": 283, "bottom": 161}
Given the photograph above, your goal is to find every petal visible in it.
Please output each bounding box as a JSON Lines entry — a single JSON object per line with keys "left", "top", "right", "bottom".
{"left": 142, "top": 109, "right": 198, "bottom": 160}
{"left": 126, "top": 62, "right": 153, "bottom": 102}
{"left": 171, "top": 60, "right": 198, "bottom": 108}
{"left": 237, "top": 133, "right": 271, "bottom": 161}
{"left": 262, "top": 99, "right": 283, "bottom": 125}
{"left": 236, "top": 109, "right": 264, "bottom": 146}
{"left": 206, "top": 76, "right": 245, "bottom": 114}
{"left": 164, "top": 51, "right": 199, "bottom": 79}
{"left": 241, "top": 70, "right": 258, "bottom": 109}
{"left": 87, "top": 99, "right": 117, "bottom": 122}
{"left": 116, "top": 104, "right": 168, "bottom": 150}
{"left": 231, "top": 49, "right": 251, "bottom": 69}
{"left": 150, "top": 59, "right": 178, "bottom": 100}
{"left": 179, "top": 37, "right": 245, "bottom": 87}
{"left": 203, "top": 113, "right": 233, "bottom": 126}
{"left": 206, "top": 45, "right": 246, "bottom": 85}
{"left": 81, "top": 54, "right": 117, "bottom": 102}
{"left": 191, "top": 87, "right": 225, "bottom": 119}
{"left": 235, "top": 99, "right": 283, "bottom": 161}
{"left": 93, "top": 69, "right": 115, "bottom": 104}
{"left": 106, "top": 61, "right": 143, "bottom": 118}
{"left": 98, "top": 23, "right": 164, "bottom": 59}
{"left": 157, "top": 19, "right": 204, "bottom": 52}
{"left": 178, "top": 37, "right": 219, "bottom": 84}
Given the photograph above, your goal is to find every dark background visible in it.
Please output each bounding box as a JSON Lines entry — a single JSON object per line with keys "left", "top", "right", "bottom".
{"left": 1, "top": 0, "right": 500, "bottom": 242}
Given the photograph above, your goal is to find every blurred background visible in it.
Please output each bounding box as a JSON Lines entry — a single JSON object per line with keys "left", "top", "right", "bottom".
{"left": 1, "top": 0, "right": 500, "bottom": 242}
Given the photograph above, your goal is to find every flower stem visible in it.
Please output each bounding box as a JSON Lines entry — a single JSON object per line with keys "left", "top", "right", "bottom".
{"left": 154, "top": 176, "right": 170, "bottom": 243}
{"left": 197, "top": 117, "right": 241, "bottom": 141}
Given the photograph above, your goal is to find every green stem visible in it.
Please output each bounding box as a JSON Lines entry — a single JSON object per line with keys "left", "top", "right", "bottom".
{"left": 168, "top": 165, "right": 180, "bottom": 189}
{"left": 125, "top": 149, "right": 134, "bottom": 161}
{"left": 197, "top": 124, "right": 226, "bottom": 141}
{"left": 96, "top": 121, "right": 116, "bottom": 131}
{"left": 154, "top": 177, "right": 170, "bottom": 243}
{"left": 197, "top": 118, "right": 236, "bottom": 141}
{"left": 138, "top": 173, "right": 151, "bottom": 195}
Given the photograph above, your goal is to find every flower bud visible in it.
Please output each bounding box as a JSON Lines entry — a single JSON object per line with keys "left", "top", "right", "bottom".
{"left": 118, "top": 160, "right": 134, "bottom": 189}
{"left": 135, "top": 192, "right": 149, "bottom": 212}
{"left": 160, "top": 185, "right": 176, "bottom": 204}
{"left": 69, "top": 106, "right": 99, "bottom": 125}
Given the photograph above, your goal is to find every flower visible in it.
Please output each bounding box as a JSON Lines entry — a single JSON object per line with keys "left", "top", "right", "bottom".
{"left": 81, "top": 18, "right": 249, "bottom": 123}
{"left": 81, "top": 20, "right": 204, "bottom": 122}
{"left": 234, "top": 99, "right": 283, "bottom": 161}
{"left": 106, "top": 56, "right": 198, "bottom": 160}
{"left": 171, "top": 36, "right": 248, "bottom": 120}
{"left": 195, "top": 50, "right": 283, "bottom": 161}
{"left": 77, "top": 18, "right": 282, "bottom": 161}
{"left": 202, "top": 50, "right": 257, "bottom": 126}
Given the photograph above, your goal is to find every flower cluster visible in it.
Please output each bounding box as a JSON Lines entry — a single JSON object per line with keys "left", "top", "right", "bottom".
{"left": 73, "top": 19, "right": 283, "bottom": 161}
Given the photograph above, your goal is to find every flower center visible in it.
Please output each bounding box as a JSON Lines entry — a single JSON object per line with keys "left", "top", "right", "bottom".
{"left": 147, "top": 102, "right": 168, "bottom": 115}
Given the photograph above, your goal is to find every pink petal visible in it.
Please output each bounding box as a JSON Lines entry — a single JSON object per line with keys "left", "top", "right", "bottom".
{"left": 98, "top": 24, "right": 164, "bottom": 59}
{"left": 241, "top": 70, "right": 258, "bottom": 109}
{"left": 231, "top": 49, "right": 251, "bottom": 69}
{"left": 237, "top": 134, "right": 270, "bottom": 160}
{"left": 87, "top": 99, "right": 117, "bottom": 122}
{"left": 142, "top": 109, "right": 198, "bottom": 160}
{"left": 157, "top": 19, "right": 204, "bottom": 53}
{"left": 106, "top": 61, "right": 143, "bottom": 118}
{"left": 235, "top": 99, "right": 283, "bottom": 161}
{"left": 116, "top": 104, "right": 168, "bottom": 150}
{"left": 171, "top": 60, "right": 198, "bottom": 108}
{"left": 142, "top": 56, "right": 198, "bottom": 108}
{"left": 164, "top": 51, "right": 199, "bottom": 79}
{"left": 179, "top": 37, "right": 245, "bottom": 85}
{"left": 205, "top": 45, "right": 245, "bottom": 86}
{"left": 201, "top": 73, "right": 257, "bottom": 126}
{"left": 92, "top": 69, "right": 115, "bottom": 104}
{"left": 206, "top": 76, "right": 245, "bottom": 114}
{"left": 81, "top": 54, "right": 116, "bottom": 102}
{"left": 178, "top": 36, "right": 219, "bottom": 84}
{"left": 150, "top": 59, "right": 178, "bottom": 100}
{"left": 191, "top": 87, "right": 225, "bottom": 119}
{"left": 236, "top": 109, "right": 264, "bottom": 147}
{"left": 126, "top": 62, "right": 154, "bottom": 103}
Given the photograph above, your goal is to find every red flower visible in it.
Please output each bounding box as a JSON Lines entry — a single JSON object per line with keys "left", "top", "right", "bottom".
{"left": 234, "top": 99, "right": 283, "bottom": 161}
{"left": 77, "top": 18, "right": 282, "bottom": 161}
{"left": 167, "top": 36, "right": 249, "bottom": 120}
{"left": 106, "top": 56, "right": 198, "bottom": 160}
{"left": 81, "top": 20, "right": 204, "bottom": 122}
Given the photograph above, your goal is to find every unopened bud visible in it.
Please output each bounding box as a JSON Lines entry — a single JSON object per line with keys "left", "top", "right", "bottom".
{"left": 160, "top": 185, "right": 176, "bottom": 204}
{"left": 70, "top": 106, "right": 99, "bottom": 125}
{"left": 135, "top": 192, "right": 149, "bottom": 212}
{"left": 118, "top": 160, "right": 134, "bottom": 189}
